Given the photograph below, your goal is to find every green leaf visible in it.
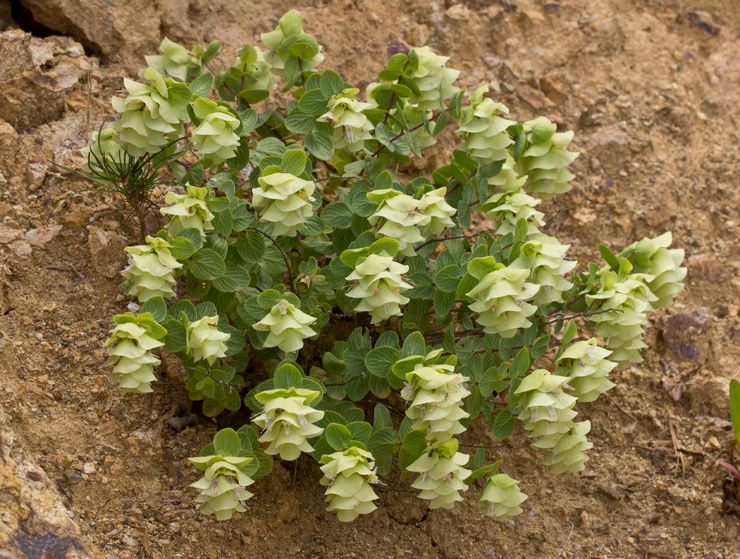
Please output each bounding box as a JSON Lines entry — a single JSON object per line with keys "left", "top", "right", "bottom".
{"left": 212, "top": 209, "right": 233, "bottom": 237}
{"left": 236, "top": 230, "right": 265, "bottom": 263}
{"left": 321, "top": 203, "right": 353, "bottom": 229}
{"left": 325, "top": 423, "right": 352, "bottom": 451}
{"left": 289, "top": 34, "right": 320, "bottom": 59}
{"left": 368, "top": 426, "right": 396, "bottom": 476}
{"left": 373, "top": 404, "right": 393, "bottom": 430}
{"left": 730, "top": 379, "right": 740, "bottom": 445}
{"left": 305, "top": 129, "right": 333, "bottom": 160}
{"left": 169, "top": 299, "right": 197, "bottom": 322}
{"left": 162, "top": 318, "right": 187, "bottom": 353}
{"left": 285, "top": 108, "right": 315, "bottom": 134}
{"left": 273, "top": 362, "right": 303, "bottom": 389}
{"left": 510, "top": 347, "right": 531, "bottom": 379}
{"left": 433, "top": 264, "right": 461, "bottom": 293}
{"left": 364, "top": 346, "right": 399, "bottom": 377}
{"left": 140, "top": 297, "right": 167, "bottom": 322}
{"left": 319, "top": 70, "right": 345, "bottom": 97}
{"left": 213, "top": 428, "right": 242, "bottom": 456}
{"left": 401, "top": 331, "right": 426, "bottom": 358}
{"left": 281, "top": 149, "right": 308, "bottom": 175}
{"left": 227, "top": 137, "right": 250, "bottom": 172}
{"left": 189, "top": 248, "right": 226, "bottom": 280}
{"left": 298, "top": 88, "right": 329, "bottom": 116}
{"left": 212, "top": 265, "right": 250, "bottom": 292}
{"left": 599, "top": 243, "right": 620, "bottom": 271}
{"left": 189, "top": 73, "right": 213, "bottom": 97}
{"left": 237, "top": 108, "right": 259, "bottom": 134}
{"left": 346, "top": 421, "right": 372, "bottom": 443}
{"left": 398, "top": 429, "right": 427, "bottom": 471}
{"left": 490, "top": 409, "right": 516, "bottom": 439}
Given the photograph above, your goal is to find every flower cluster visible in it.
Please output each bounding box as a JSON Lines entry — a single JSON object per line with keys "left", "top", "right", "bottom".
{"left": 191, "top": 97, "right": 241, "bottom": 164}
{"left": 518, "top": 116, "right": 578, "bottom": 198}
{"left": 320, "top": 446, "right": 379, "bottom": 522}
{"left": 407, "top": 439, "right": 471, "bottom": 509}
{"left": 466, "top": 257, "right": 538, "bottom": 338}
{"left": 510, "top": 234, "right": 575, "bottom": 305}
{"left": 186, "top": 315, "right": 230, "bottom": 365}
{"left": 261, "top": 9, "right": 324, "bottom": 72}
{"left": 253, "top": 299, "right": 317, "bottom": 353}
{"left": 145, "top": 37, "right": 199, "bottom": 82}
{"left": 106, "top": 312, "right": 165, "bottom": 393}
{"left": 252, "top": 171, "right": 317, "bottom": 237}
{"left": 189, "top": 454, "right": 255, "bottom": 521}
{"left": 586, "top": 270, "right": 657, "bottom": 368}
{"left": 407, "top": 46, "right": 460, "bottom": 112}
{"left": 515, "top": 369, "right": 592, "bottom": 474}
{"left": 480, "top": 474, "right": 528, "bottom": 521}
{"left": 345, "top": 252, "right": 411, "bottom": 324}
{"left": 252, "top": 386, "right": 324, "bottom": 460}
{"left": 367, "top": 188, "right": 455, "bottom": 255}
{"left": 161, "top": 184, "right": 214, "bottom": 238}
{"left": 487, "top": 154, "right": 526, "bottom": 194}
{"left": 619, "top": 232, "right": 686, "bottom": 309}
{"left": 111, "top": 67, "right": 190, "bottom": 156}
{"left": 401, "top": 359, "right": 470, "bottom": 442}
{"left": 483, "top": 189, "right": 545, "bottom": 237}
{"left": 318, "top": 88, "right": 374, "bottom": 153}
{"left": 80, "top": 127, "right": 126, "bottom": 172}
{"left": 122, "top": 236, "right": 182, "bottom": 302}
{"left": 555, "top": 339, "right": 616, "bottom": 403}
{"left": 457, "top": 86, "right": 515, "bottom": 163}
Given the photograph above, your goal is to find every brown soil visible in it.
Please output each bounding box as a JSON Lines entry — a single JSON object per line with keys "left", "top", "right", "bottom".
{"left": 1, "top": 0, "right": 739, "bottom": 558}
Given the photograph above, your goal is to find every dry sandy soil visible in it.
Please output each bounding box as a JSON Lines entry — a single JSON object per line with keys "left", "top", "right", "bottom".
{"left": 0, "top": 0, "right": 739, "bottom": 558}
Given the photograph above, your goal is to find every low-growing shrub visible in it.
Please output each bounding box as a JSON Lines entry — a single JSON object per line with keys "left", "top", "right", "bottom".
{"left": 87, "top": 10, "right": 686, "bottom": 522}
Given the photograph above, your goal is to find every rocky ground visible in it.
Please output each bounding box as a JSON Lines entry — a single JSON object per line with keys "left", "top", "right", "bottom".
{"left": 0, "top": 0, "right": 738, "bottom": 558}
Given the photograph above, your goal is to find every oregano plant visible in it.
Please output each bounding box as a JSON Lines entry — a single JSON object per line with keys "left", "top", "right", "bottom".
{"left": 86, "top": 10, "right": 687, "bottom": 522}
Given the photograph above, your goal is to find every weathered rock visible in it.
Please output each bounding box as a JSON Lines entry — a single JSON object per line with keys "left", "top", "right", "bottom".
{"left": 661, "top": 308, "right": 712, "bottom": 361}
{"left": 25, "top": 225, "right": 62, "bottom": 246}
{"left": 0, "top": 409, "right": 95, "bottom": 558}
{"left": 18, "top": 0, "right": 161, "bottom": 66}
{"left": 686, "top": 369, "right": 731, "bottom": 417}
{"left": 87, "top": 225, "right": 128, "bottom": 278}
{"left": 0, "top": 30, "right": 91, "bottom": 131}
{"left": 686, "top": 10, "right": 721, "bottom": 37}
{"left": 687, "top": 255, "right": 730, "bottom": 283}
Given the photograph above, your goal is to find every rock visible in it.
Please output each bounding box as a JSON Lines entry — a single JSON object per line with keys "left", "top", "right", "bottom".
{"left": 661, "top": 308, "right": 712, "bottom": 361}
{"left": 539, "top": 76, "right": 567, "bottom": 104}
{"left": 584, "top": 124, "right": 631, "bottom": 171}
{"left": 82, "top": 462, "right": 95, "bottom": 474}
{"left": 10, "top": 240, "right": 31, "bottom": 258}
{"left": 517, "top": 84, "right": 555, "bottom": 110}
{"left": 166, "top": 413, "right": 199, "bottom": 433}
{"left": 0, "top": 408, "right": 96, "bottom": 557}
{"left": 24, "top": 225, "right": 62, "bottom": 246}
{"left": 687, "top": 255, "right": 729, "bottom": 282}
{"left": 25, "top": 162, "right": 47, "bottom": 191}
{"left": 0, "top": 31, "right": 90, "bottom": 131}
{"left": 87, "top": 225, "right": 128, "bottom": 278}
{"left": 19, "top": 0, "right": 162, "bottom": 66}
{"left": 687, "top": 369, "right": 731, "bottom": 417}
{"left": 0, "top": 224, "right": 22, "bottom": 245}
{"left": 686, "top": 11, "right": 720, "bottom": 37}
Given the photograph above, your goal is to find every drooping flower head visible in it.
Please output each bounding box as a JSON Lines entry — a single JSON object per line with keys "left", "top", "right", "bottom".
{"left": 418, "top": 187, "right": 456, "bottom": 236}
{"left": 145, "top": 37, "right": 199, "bottom": 81}
{"left": 317, "top": 88, "right": 374, "bottom": 152}
{"left": 367, "top": 189, "right": 427, "bottom": 256}
{"left": 407, "top": 438, "right": 471, "bottom": 509}
{"left": 253, "top": 386, "right": 324, "bottom": 460}
{"left": 406, "top": 46, "right": 460, "bottom": 112}
{"left": 480, "top": 473, "right": 528, "bottom": 520}
{"left": 111, "top": 67, "right": 190, "bottom": 156}
{"left": 618, "top": 232, "right": 686, "bottom": 309}
{"left": 261, "top": 9, "right": 324, "bottom": 73}
{"left": 161, "top": 184, "right": 214, "bottom": 238}
{"left": 343, "top": 242, "right": 412, "bottom": 324}
{"left": 320, "top": 446, "right": 379, "bottom": 522}
{"left": 466, "top": 257, "right": 538, "bottom": 338}
{"left": 186, "top": 315, "right": 230, "bottom": 365}
{"left": 518, "top": 116, "right": 578, "bottom": 198}
{"left": 191, "top": 97, "right": 241, "bottom": 165}
{"left": 555, "top": 339, "right": 616, "bottom": 403}
{"left": 457, "top": 85, "right": 516, "bottom": 163}
{"left": 122, "top": 236, "right": 182, "bottom": 302}
{"left": 106, "top": 312, "right": 166, "bottom": 393}
{"left": 80, "top": 127, "right": 127, "bottom": 173}
{"left": 509, "top": 233, "right": 576, "bottom": 305}
{"left": 252, "top": 170, "right": 317, "bottom": 237}
{"left": 253, "top": 298, "right": 317, "bottom": 353}
{"left": 189, "top": 454, "right": 255, "bottom": 520}
{"left": 483, "top": 189, "right": 545, "bottom": 237}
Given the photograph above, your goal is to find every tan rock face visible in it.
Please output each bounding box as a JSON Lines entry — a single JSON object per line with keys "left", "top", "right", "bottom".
{"left": 0, "top": 409, "right": 95, "bottom": 558}
{"left": 0, "top": 30, "right": 92, "bottom": 131}
{"left": 18, "top": 0, "right": 161, "bottom": 66}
